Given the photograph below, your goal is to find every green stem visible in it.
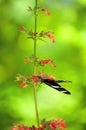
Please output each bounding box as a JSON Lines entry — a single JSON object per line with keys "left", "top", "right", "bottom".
{"left": 33, "top": 0, "right": 39, "bottom": 127}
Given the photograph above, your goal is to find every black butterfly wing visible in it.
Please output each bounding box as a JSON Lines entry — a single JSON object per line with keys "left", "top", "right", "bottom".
{"left": 42, "top": 79, "right": 71, "bottom": 95}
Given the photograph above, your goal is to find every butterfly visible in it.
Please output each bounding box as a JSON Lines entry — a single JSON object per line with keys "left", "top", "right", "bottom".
{"left": 37, "top": 76, "right": 71, "bottom": 95}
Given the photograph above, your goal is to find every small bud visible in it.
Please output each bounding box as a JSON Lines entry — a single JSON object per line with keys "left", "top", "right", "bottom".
{"left": 24, "top": 59, "right": 30, "bottom": 64}
{"left": 19, "top": 26, "right": 25, "bottom": 31}
{"left": 27, "top": 6, "right": 33, "bottom": 11}
{"left": 41, "top": 8, "right": 51, "bottom": 16}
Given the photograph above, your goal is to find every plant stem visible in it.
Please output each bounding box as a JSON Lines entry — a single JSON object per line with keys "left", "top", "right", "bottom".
{"left": 33, "top": 0, "right": 39, "bottom": 127}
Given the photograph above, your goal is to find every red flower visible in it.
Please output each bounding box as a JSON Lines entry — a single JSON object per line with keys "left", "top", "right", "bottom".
{"left": 19, "top": 26, "right": 25, "bottom": 31}
{"left": 18, "top": 82, "right": 26, "bottom": 88}
{"left": 46, "top": 32, "right": 55, "bottom": 43}
{"left": 40, "top": 124, "right": 46, "bottom": 130}
{"left": 41, "top": 8, "right": 50, "bottom": 16}
{"left": 58, "top": 119, "right": 67, "bottom": 129}
{"left": 59, "top": 123, "right": 67, "bottom": 129}
{"left": 18, "top": 127, "right": 23, "bottom": 130}
{"left": 50, "top": 119, "right": 67, "bottom": 129}
{"left": 50, "top": 121, "right": 57, "bottom": 130}
{"left": 18, "top": 125, "right": 25, "bottom": 130}
{"left": 51, "top": 63, "right": 56, "bottom": 68}
{"left": 11, "top": 125, "right": 17, "bottom": 130}
{"left": 41, "top": 59, "right": 52, "bottom": 65}
{"left": 24, "top": 58, "right": 30, "bottom": 64}
{"left": 31, "top": 75, "right": 39, "bottom": 83}
{"left": 40, "top": 59, "right": 56, "bottom": 68}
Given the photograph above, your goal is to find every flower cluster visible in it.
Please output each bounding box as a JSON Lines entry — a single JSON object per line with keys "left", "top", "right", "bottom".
{"left": 16, "top": 74, "right": 28, "bottom": 88}
{"left": 15, "top": 74, "right": 39, "bottom": 88}
{"left": 31, "top": 75, "right": 39, "bottom": 83}
{"left": 23, "top": 56, "right": 56, "bottom": 68}
{"left": 50, "top": 119, "right": 67, "bottom": 129}
{"left": 27, "top": 6, "right": 50, "bottom": 16}
{"left": 19, "top": 26, "right": 55, "bottom": 44}
{"left": 16, "top": 72, "right": 55, "bottom": 88}
{"left": 11, "top": 118, "right": 67, "bottom": 130}
{"left": 11, "top": 124, "right": 31, "bottom": 130}
{"left": 13, "top": 1, "right": 69, "bottom": 130}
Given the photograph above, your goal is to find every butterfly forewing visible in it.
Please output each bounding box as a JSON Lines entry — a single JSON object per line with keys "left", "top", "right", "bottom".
{"left": 37, "top": 76, "right": 71, "bottom": 95}
{"left": 56, "top": 80, "right": 72, "bottom": 83}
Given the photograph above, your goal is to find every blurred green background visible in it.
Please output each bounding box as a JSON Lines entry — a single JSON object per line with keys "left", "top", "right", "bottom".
{"left": 0, "top": 0, "right": 86, "bottom": 129}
